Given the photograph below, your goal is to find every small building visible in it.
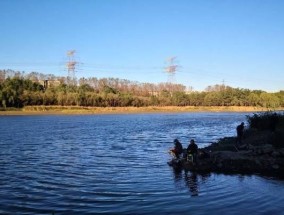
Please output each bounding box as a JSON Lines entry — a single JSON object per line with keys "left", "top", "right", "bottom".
{"left": 39, "top": 80, "right": 61, "bottom": 89}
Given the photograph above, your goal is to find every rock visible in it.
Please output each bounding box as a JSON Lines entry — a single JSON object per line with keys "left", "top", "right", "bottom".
{"left": 271, "top": 151, "right": 280, "bottom": 158}
{"left": 278, "top": 149, "right": 284, "bottom": 157}
{"left": 261, "top": 144, "right": 274, "bottom": 154}
{"left": 251, "top": 144, "right": 274, "bottom": 155}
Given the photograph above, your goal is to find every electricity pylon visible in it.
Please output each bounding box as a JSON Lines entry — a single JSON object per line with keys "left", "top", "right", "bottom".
{"left": 66, "top": 50, "right": 78, "bottom": 85}
{"left": 165, "top": 56, "right": 178, "bottom": 83}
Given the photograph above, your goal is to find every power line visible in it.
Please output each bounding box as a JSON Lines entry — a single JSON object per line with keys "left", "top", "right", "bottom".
{"left": 1, "top": 61, "right": 282, "bottom": 87}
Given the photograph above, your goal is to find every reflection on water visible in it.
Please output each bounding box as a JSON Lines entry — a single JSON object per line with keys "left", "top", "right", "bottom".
{"left": 185, "top": 171, "right": 199, "bottom": 196}
{"left": 172, "top": 167, "right": 210, "bottom": 196}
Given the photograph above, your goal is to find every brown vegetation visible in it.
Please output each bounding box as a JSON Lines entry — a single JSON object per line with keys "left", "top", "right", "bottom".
{"left": 0, "top": 105, "right": 282, "bottom": 115}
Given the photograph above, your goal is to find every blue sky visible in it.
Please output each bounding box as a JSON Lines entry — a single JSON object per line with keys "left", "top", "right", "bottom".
{"left": 0, "top": 0, "right": 283, "bottom": 92}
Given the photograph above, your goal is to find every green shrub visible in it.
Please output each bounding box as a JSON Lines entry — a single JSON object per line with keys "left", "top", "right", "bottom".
{"left": 246, "top": 111, "right": 284, "bottom": 131}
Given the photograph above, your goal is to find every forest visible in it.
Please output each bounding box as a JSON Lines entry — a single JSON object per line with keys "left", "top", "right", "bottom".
{"left": 0, "top": 69, "right": 283, "bottom": 108}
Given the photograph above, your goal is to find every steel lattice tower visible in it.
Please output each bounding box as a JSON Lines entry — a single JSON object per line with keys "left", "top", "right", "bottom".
{"left": 165, "top": 57, "right": 178, "bottom": 83}
{"left": 66, "top": 50, "right": 77, "bottom": 85}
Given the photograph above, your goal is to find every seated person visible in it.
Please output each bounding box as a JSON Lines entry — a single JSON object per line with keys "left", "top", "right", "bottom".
{"left": 170, "top": 139, "right": 183, "bottom": 159}
{"left": 187, "top": 139, "right": 198, "bottom": 164}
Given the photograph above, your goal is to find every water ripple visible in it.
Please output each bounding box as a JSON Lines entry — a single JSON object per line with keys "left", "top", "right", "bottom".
{"left": 1, "top": 113, "right": 284, "bottom": 214}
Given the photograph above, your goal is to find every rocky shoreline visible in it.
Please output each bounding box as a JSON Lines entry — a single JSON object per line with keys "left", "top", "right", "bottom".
{"left": 185, "top": 147, "right": 284, "bottom": 176}
{"left": 169, "top": 142, "right": 284, "bottom": 178}
{"left": 168, "top": 113, "right": 284, "bottom": 178}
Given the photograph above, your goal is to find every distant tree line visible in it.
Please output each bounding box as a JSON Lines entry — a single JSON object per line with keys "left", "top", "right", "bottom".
{"left": 0, "top": 69, "right": 283, "bottom": 108}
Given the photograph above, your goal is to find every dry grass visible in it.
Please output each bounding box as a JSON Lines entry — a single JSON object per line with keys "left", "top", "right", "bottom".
{"left": 0, "top": 105, "right": 282, "bottom": 115}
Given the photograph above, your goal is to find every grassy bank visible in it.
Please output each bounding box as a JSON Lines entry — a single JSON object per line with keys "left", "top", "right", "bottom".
{"left": 0, "top": 105, "right": 283, "bottom": 115}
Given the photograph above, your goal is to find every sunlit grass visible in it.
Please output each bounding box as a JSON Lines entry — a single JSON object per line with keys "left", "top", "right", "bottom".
{"left": 0, "top": 105, "right": 283, "bottom": 115}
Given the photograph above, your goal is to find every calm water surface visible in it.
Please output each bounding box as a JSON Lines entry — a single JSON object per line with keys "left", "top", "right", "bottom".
{"left": 0, "top": 113, "right": 284, "bottom": 215}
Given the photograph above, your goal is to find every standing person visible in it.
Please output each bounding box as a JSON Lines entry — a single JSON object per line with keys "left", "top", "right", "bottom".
{"left": 270, "top": 113, "right": 279, "bottom": 132}
{"left": 236, "top": 122, "right": 245, "bottom": 146}
{"left": 170, "top": 139, "right": 183, "bottom": 159}
{"left": 187, "top": 139, "right": 198, "bottom": 164}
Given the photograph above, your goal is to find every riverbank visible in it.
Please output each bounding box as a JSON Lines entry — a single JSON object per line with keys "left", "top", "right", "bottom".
{"left": 1, "top": 105, "right": 282, "bottom": 115}
{"left": 169, "top": 132, "right": 284, "bottom": 178}
{"left": 169, "top": 112, "right": 284, "bottom": 178}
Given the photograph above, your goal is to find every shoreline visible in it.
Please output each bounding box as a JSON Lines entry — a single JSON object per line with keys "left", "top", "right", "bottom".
{"left": 0, "top": 106, "right": 283, "bottom": 115}
{"left": 169, "top": 112, "right": 284, "bottom": 178}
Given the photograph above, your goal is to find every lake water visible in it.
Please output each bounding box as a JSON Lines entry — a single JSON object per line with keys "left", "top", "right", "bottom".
{"left": 0, "top": 113, "right": 284, "bottom": 215}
